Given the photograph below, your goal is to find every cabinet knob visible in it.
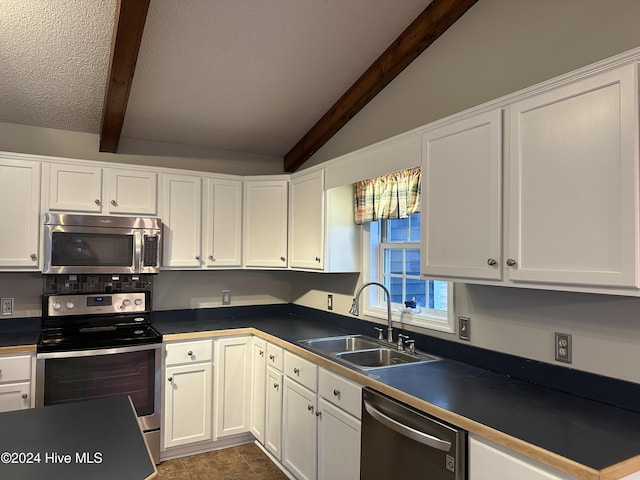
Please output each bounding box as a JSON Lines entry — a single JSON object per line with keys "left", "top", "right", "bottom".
{"left": 307, "top": 404, "right": 314, "bottom": 413}
{"left": 195, "top": 256, "right": 201, "bottom": 261}
{"left": 168, "top": 376, "right": 173, "bottom": 382}
{"left": 315, "top": 257, "right": 321, "bottom": 262}
{"left": 21, "top": 393, "right": 28, "bottom": 399}
{"left": 31, "top": 254, "right": 37, "bottom": 261}
{"left": 110, "top": 200, "right": 118, "bottom": 206}
{"left": 293, "top": 367, "right": 300, "bottom": 375}
{"left": 94, "top": 199, "right": 101, "bottom": 205}
{"left": 187, "top": 351, "right": 193, "bottom": 356}
{"left": 506, "top": 258, "right": 517, "bottom": 267}
{"left": 209, "top": 255, "right": 214, "bottom": 261}
{"left": 273, "top": 383, "right": 279, "bottom": 390}
{"left": 269, "top": 354, "right": 275, "bottom": 361}
{"left": 315, "top": 411, "right": 322, "bottom": 418}
{"left": 259, "top": 350, "right": 264, "bottom": 357}
{"left": 487, "top": 258, "right": 497, "bottom": 266}
{"left": 333, "top": 389, "right": 340, "bottom": 397}
{"left": 280, "top": 256, "right": 286, "bottom": 262}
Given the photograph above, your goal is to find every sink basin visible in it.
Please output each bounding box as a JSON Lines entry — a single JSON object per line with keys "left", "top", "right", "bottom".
{"left": 336, "top": 348, "right": 433, "bottom": 369}
{"left": 299, "top": 335, "right": 381, "bottom": 353}
{"left": 298, "top": 335, "right": 439, "bottom": 371}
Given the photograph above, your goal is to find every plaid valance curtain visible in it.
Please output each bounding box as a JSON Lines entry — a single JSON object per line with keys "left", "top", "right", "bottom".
{"left": 354, "top": 167, "right": 421, "bottom": 225}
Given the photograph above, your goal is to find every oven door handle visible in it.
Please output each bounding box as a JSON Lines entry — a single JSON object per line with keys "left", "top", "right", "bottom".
{"left": 37, "top": 343, "right": 160, "bottom": 359}
{"left": 364, "top": 400, "right": 452, "bottom": 452}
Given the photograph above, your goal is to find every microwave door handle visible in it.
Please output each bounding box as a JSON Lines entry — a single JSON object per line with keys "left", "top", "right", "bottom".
{"left": 135, "top": 230, "right": 143, "bottom": 272}
{"left": 363, "top": 400, "right": 451, "bottom": 452}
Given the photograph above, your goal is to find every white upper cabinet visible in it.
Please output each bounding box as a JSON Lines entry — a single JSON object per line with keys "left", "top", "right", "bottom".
{"left": 507, "top": 64, "right": 638, "bottom": 288}
{"left": 203, "top": 177, "right": 242, "bottom": 267}
{"left": 421, "top": 109, "right": 502, "bottom": 281}
{"left": 289, "top": 169, "right": 360, "bottom": 272}
{"left": 243, "top": 177, "right": 289, "bottom": 268}
{"left": 45, "top": 163, "right": 157, "bottom": 215}
{"left": 106, "top": 168, "right": 157, "bottom": 215}
{"left": 161, "top": 173, "right": 203, "bottom": 268}
{"left": 0, "top": 157, "right": 41, "bottom": 270}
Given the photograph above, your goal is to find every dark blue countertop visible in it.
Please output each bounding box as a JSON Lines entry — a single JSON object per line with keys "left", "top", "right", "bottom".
{"left": 152, "top": 304, "right": 640, "bottom": 475}
{"left": 0, "top": 396, "right": 156, "bottom": 480}
{"left": 0, "top": 317, "right": 40, "bottom": 348}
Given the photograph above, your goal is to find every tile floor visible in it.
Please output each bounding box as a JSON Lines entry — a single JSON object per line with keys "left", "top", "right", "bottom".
{"left": 156, "top": 443, "right": 289, "bottom": 480}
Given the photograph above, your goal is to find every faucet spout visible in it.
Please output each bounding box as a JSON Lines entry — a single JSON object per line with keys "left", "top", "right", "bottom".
{"left": 349, "top": 282, "right": 393, "bottom": 343}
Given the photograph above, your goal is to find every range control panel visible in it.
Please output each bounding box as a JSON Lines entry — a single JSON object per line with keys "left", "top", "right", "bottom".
{"left": 46, "top": 293, "right": 147, "bottom": 316}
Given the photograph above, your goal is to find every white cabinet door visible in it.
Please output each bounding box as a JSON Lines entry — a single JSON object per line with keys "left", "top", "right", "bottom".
{"left": 317, "top": 398, "right": 361, "bottom": 480}
{"left": 508, "top": 64, "right": 638, "bottom": 287}
{"left": 243, "top": 178, "right": 288, "bottom": 268}
{"left": 0, "top": 158, "right": 40, "bottom": 269}
{"left": 0, "top": 382, "right": 31, "bottom": 412}
{"left": 161, "top": 173, "right": 202, "bottom": 268}
{"left": 106, "top": 168, "right": 157, "bottom": 215}
{"left": 214, "top": 336, "right": 251, "bottom": 438}
{"left": 265, "top": 366, "right": 283, "bottom": 461}
{"left": 282, "top": 377, "right": 317, "bottom": 480}
{"left": 47, "top": 163, "right": 103, "bottom": 213}
{"left": 469, "top": 435, "right": 576, "bottom": 480}
{"left": 289, "top": 169, "right": 324, "bottom": 270}
{"left": 422, "top": 109, "right": 502, "bottom": 281}
{"left": 164, "top": 362, "right": 213, "bottom": 448}
{"left": 249, "top": 337, "right": 266, "bottom": 444}
{"left": 203, "top": 177, "right": 242, "bottom": 267}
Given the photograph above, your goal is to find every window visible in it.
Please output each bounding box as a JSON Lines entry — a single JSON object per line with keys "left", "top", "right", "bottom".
{"left": 364, "top": 213, "right": 453, "bottom": 333}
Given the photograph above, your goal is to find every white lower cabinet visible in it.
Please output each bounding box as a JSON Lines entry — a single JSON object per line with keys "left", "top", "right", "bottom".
{"left": 249, "top": 337, "right": 267, "bottom": 444}
{"left": 0, "top": 354, "right": 34, "bottom": 412}
{"left": 214, "top": 336, "right": 251, "bottom": 438}
{"left": 265, "top": 365, "right": 283, "bottom": 460}
{"left": 283, "top": 376, "right": 318, "bottom": 480}
{"left": 163, "top": 339, "right": 213, "bottom": 449}
{"left": 469, "top": 434, "right": 576, "bottom": 480}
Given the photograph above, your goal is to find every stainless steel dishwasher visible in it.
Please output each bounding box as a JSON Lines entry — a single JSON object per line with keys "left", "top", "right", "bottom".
{"left": 360, "top": 388, "right": 466, "bottom": 479}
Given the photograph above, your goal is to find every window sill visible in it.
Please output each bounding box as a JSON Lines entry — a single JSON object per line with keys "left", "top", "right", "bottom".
{"left": 362, "top": 305, "right": 455, "bottom": 334}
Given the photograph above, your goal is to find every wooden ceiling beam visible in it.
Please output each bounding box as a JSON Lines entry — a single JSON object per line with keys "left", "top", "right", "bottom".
{"left": 283, "top": 0, "right": 478, "bottom": 172}
{"left": 99, "top": 0, "right": 150, "bottom": 153}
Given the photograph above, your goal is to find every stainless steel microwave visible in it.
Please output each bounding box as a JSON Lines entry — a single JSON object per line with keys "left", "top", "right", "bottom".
{"left": 43, "top": 213, "right": 162, "bottom": 274}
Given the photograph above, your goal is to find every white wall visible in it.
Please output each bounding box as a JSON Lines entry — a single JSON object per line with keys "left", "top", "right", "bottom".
{"left": 0, "top": 123, "right": 283, "bottom": 176}
{"left": 293, "top": 0, "right": 640, "bottom": 385}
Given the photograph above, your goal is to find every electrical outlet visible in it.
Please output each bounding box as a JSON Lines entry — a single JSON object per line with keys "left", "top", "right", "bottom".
{"left": 459, "top": 316, "right": 470, "bottom": 341}
{"left": 1, "top": 298, "right": 14, "bottom": 316}
{"left": 222, "top": 290, "right": 231, "bottom": 305}
{"left": 327, "top": 294, "right": 333, "bottom": 310}
{"left": 555, "top": 332, "right": 572, "bottom": 363}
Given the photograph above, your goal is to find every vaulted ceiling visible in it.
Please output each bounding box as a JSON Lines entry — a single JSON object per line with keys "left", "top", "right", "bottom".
{"left": 1, "top": 0, "right": 477, "bottom": 172}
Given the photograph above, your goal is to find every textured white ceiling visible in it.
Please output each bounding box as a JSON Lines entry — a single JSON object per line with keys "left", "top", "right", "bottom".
{"left": 1, "top": 0, "right": 432, "bottom": 158}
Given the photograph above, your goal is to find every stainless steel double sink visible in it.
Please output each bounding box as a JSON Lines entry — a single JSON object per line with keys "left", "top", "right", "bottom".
{"left": 298, "top": 335, "right": 439, "bottom": 372}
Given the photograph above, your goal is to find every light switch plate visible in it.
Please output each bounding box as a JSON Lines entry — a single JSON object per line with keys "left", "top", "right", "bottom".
{"left": 222, "top": 290, "right": 231, "bottom": 305}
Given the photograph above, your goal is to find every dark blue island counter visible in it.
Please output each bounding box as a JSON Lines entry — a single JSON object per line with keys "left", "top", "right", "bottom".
{"left": 0, "top": 396, "right": 157, "bottom": 480}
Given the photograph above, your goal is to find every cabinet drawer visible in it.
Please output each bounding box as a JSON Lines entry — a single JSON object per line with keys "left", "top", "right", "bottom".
{"left": 165, "top": 339, "right": 213, "bottom": 366}
{"left": 318, "top": 368, "right": 361, "bottom": 419}
{"left": 266, "top": 342, "right": 284, "bottom": 371}
{"left": 0, "top": 355, "right": 32, "bottom": 383}
{"left": 283, "top": 351, "right": 317, "bottom": 392}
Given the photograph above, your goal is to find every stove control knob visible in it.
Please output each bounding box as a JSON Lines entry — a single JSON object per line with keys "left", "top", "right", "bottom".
{"left": 134, "top": 298, "right": 143, "bottom": 306}
{"left": 65, "top": 301, "right": 75, "bottom": 310}
{"left": 122, "top": 299, "right": 131, "bottom": 307}
{"left": 52, "top": 302, "right": 61, "bottom": 311}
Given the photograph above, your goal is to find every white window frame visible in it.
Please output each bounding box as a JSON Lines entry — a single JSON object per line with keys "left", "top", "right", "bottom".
{"left": 362, "top": 221, "right": 455, "bottom": 334}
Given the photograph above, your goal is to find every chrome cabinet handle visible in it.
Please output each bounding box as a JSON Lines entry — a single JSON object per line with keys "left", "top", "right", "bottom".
{"left": 364, "top": 400, "right": 451, "bottom": 451}
{"left": 307, "top": 404, "right": 314, "bottom": 413}
{"left": 333, "top": 389, "right": 340, "bottom": 397}
{"left": 316, "top": 411, "right": 322, "bottom": 418}
{"left": 506, "top": 258, "right": 517, "bottom": 267}
{"left": 31, "top": 254, "right": 37, "bottom": 261}
{"left": 293, "top": 368, "right": 300, "bottom": 375}
{"left": 487, "top": 258, "right": 497, "bottom": 266}
{"left": 259, "top": 350, "right": 264, "bottom": 357}
{"left": 167, "top": 376, "right": 173, "bottom": 382}
{"left": 273, "top": 383, "right": 279, "bottom": 390}
{"left": 111, "top": 200, "right": 117, "bottom": 206}
{"left": 94, "top": 199, "right": 101, "bottom": 205}
{"left": 21, "top": 393, "right": 28, "bottom": 399}
{"left": 315, "top": 257, "right": 321, "bottom": 262}
{"left": 269, "top": 354, "right": 275, "bottom": 361}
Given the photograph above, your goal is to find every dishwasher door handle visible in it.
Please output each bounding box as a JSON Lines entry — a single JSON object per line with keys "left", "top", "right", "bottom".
{"left": 364, "top": 400, "right": 452, "bottom": 452}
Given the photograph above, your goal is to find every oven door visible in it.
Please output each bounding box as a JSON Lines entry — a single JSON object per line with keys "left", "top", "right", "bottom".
{"left": 42, "top": 225, "right": 142, "bottom": 274}
{"left": 35, "top": 344, "right": 160, "bottom": 428}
